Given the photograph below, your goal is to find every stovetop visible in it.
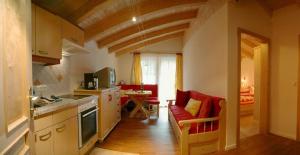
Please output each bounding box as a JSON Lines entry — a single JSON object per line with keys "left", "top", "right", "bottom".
{"left": 32, "top": 94, "right": 92, "bottom": 108}
{"left": 59, "top": 94, "right": 92, "bottom": 100}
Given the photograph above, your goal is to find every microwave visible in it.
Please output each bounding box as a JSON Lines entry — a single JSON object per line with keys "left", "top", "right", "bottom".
{"left": 94, "top": 67, "right": 116, "bottom": 88}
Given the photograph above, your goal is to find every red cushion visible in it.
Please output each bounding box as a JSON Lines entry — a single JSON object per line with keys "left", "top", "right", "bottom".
{"left": 170, "top": 105, "right": 194, "bottom": 122}
{"left": 146, "top": 97, "right": 158, "bottom": 100}
{"left": 121, "top": 97, "right": 129, "bottom": 106}
{"left": 198, "top": 97, "right": 212, "bottom": 118}
{"left": 145, "top": 99, "right": 160, "bottom": 105}
{"left": 169, "top": 105, "right": 218, "bottom": 134}
{"left": 175, "top": 90, "right": 190, "bottom": 107}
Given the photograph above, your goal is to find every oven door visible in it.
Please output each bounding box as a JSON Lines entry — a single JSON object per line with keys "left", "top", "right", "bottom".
{"left": 78, "top": 106, "right": 98, "bottom": 148}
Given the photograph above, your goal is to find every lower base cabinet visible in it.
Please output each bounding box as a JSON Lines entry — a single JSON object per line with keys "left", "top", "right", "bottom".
{"left": 34, "top": 116, "right": 79, "bottom": 155}
{"left": 54, "top": 117, "right": 78, "bottom": 155}
{"left": 74, "top": 87, "right": 121, "bottom": 141}
{"left": 35, "top": 127, "right": 54, "bottom": 155}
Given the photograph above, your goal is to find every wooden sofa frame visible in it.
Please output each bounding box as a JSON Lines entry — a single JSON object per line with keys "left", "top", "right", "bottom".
{"left": 168, "top": 100, "right": 226, "bottom": 155}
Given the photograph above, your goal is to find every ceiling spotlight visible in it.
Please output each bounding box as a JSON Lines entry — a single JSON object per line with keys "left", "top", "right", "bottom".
{"left": 132, "top": 16, "right": 137, "bottom": 22}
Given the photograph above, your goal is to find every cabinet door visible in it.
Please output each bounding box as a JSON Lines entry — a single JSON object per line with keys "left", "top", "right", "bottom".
{"left": 0, "top": 0, "right": 31, "bottom": 154}
{"left": 35, "top": 6, "right": 62, "bottom": 59}
{"left": 114, "top": 90, "right": 121, "bottom": 122}
{"left": 54, "top": 117, "right": 79, "bottom": 155}
{"left": 100, "top": 91, "right": 110, "bottom": 139}
{"left": 61, "top": 18, "right": 84, "bottom": 46}
{"left": 35, "top": 128, "right": 54, "bottom": 155}
{"left": 32, "top": 3, "right": 36, "bottom": 55}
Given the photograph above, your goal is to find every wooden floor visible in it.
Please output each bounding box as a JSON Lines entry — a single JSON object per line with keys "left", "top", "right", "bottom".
{"left": 97, "top": 107, "right": 300, "bottom": 155}
{"left": 97, "top": 107, "right": 180, "bottom": 155}
{"left": 212, "top": 134, "right": 300, "bottom": 155}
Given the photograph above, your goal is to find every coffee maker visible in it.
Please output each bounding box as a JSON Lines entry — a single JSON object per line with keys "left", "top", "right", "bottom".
{"left": 84, "top": 73, "right": 97, "bottom": 90}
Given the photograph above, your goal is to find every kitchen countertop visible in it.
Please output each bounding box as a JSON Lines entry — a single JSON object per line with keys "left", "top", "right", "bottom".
{"left": 74, "top": 87, "right": 120, "bottom": 93}
{"left": 32, "top": 95, "right": 98, "bottom": 118}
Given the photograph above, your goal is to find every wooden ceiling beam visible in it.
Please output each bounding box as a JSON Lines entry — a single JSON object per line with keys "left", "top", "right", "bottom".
{"left": 67, "top": 0, "right": 106, "bottom": 23}
{"left": 97, "top": 9, "right": 198, "bottom": 47}
{"left": 108, "top": 23, "right": 189, "bottom": 52}
{"left": 84, "top": 0, "right": 206, "bottom": 40}
{"left": 115, "top": 31, "right": 184, "bottom": 56}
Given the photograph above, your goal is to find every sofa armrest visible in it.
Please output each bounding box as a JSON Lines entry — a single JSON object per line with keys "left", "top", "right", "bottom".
{"left": 167, "top": 99, "right": 176, "bottom": 107}
{"left": 178, "top": 117, "right": 219, "bottom": 126}
{"left": 178, "top": 116, "right": 220, "bottom": 137}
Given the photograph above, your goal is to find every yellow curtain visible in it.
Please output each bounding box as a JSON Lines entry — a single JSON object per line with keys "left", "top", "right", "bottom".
{"left": 176, "top": 53, "right": 183, "bottom": 90}
{"left": 133, "top": 53, "right": 142, "bottom": 84}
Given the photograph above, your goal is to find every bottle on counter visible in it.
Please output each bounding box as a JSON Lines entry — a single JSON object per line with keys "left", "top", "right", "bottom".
{"left": 94, "top": 77, "right": 98, "bottom": 89}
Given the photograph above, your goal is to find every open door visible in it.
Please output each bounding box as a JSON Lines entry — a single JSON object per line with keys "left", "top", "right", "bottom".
{"left": 237, "top": 28, "right": 270, "bottom": 143}
{"left": 0, "top": 0, "right": 32, "bottom": 154}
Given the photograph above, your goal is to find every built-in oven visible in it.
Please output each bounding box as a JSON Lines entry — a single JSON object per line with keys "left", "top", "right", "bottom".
{"left": 78, "top": 99, "right": 98, "bottom": 148}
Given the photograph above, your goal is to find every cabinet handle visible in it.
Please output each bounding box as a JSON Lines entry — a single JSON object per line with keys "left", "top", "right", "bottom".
{"left": 38, "top": 50, "right": 48, "bottom": 55}
{"left": 56, "top": 124, "right": 66, "bottom": 133}
{"left": 39, "top": 131, "right": 52, "bottom": 141}
{"left": 108, "top": 94, "right": 112, "bottom": 102}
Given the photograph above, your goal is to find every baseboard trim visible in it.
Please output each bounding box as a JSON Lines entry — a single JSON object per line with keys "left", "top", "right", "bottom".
{"left": 270, "top": 130, "right": 296, "bottom": 140}
{"left": 225, "top": 144, "right": 237, "bottom": 151}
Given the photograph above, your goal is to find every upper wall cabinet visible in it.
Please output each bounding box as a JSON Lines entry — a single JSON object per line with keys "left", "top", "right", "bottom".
{"left": 33, "top": 4, "right": 62, "bottom": 60}
{"left": 61, "top": 19, "right": 84, "bottom": 46}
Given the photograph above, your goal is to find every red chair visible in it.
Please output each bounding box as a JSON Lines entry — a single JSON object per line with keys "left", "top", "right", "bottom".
{"left": 145, "top": 97, "right": 160, "bottom": 118}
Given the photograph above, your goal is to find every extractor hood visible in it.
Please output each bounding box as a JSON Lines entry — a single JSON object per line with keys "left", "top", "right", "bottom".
{"left": 62, "top": 39, "right": 90, "bottom": 56}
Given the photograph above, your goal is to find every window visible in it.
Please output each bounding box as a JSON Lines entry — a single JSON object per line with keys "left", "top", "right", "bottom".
{"left": 141, "top": 54, "right": 176, "bottom": 106}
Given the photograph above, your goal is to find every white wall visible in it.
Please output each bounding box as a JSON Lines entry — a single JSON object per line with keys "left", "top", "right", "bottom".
{"left": 183, "top": 0, "right": 272, "bottom": 149}
{"left": 32, "top": 57, "right": 71, "bottom": 96}
{"left": 183, "top": 3, "right": 228, "bottom": 98}
{"left": 241, "top": 57, "right": 254, "bottom": 87}
{"left": 227, "top": 0, "right": 272, "bottom": 148}
{"left": 117, "top": 52, "right": 133, "bottom": 84}
{"left": 70, "top": 41, "right": 118, "bottom": 89}
{"left": 270, "top": 4, "right": 300, "bottom": 140}
{"left": 116, "top": 37, "right": 183, "bottom": 84}
{"left": 140, "top": 37, "right": 183, "bottom": 53}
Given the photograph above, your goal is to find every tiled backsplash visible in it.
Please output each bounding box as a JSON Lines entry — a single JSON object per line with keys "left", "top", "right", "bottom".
{"left": 32, "top": 57, "right": 71, "bottom": 96}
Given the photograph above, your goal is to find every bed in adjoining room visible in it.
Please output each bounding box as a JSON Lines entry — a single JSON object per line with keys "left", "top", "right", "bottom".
{"left": 240, "top": 86, "right": 255, "bottom": 116}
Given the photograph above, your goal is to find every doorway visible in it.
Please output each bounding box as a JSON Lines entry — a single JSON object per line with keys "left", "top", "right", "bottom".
{"left": 297, "top": 35, "right": 300, "bottom": 141}
{"left": 237, "top": 28, "right": 270, "bottom": 142}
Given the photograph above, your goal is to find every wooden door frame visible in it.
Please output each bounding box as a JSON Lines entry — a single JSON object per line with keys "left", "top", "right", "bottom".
{"left": 237, "top": 28, "right": 271, "bottom": 146}
{"left": 297, "top": 35, "right": 300, "bottom": 141}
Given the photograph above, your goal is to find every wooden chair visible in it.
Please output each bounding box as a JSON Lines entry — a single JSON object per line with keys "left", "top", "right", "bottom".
{"left": 145, "top": 98, "right": 160, "bottom": 118}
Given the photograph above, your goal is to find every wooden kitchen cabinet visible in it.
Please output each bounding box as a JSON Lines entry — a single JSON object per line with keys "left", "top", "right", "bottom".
{"left": 34, "top": 127, "right": 54, "bottom": 155}
{"left": 54, "top": 117, "right": 78, "bottom": 155}
{"left": 100, "top": 90, "right": 110, "bottom": 139}
{"left": 61, "top": 18, "right": 84, "bottom": 46}
{"left": 33, "top": 107, "right": 79, "bottom": 155}
{"left": 34, "top": 5, "right": 62, "bottom": 59}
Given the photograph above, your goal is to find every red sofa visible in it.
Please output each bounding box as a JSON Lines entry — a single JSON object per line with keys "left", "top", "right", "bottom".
{"left": 119, "top": 84, "right": 159, "bottom": 106}
{"left": 168, "top": 90, "right": 226, "bottom": 155}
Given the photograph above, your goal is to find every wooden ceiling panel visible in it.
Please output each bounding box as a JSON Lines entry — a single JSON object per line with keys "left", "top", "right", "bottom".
{"left": 67, "top": 0, "right": 107, "bottom": 23}
{"left": 32, "top": 0, "right": 107, "bottom": 25}
{"left": 257, "top": 0, "right": 299, "bottom": 12}
{"left": 104, "top": 19, "right": 192, "bottom": 47}
{"left": 97, "top": 9, "right": 198, "bottom": 47}
{"left": 108, "top": 23, "right": 189, "bottom": 52}
{"left": 84, "top": 0, "right": 206, "bottom": 40}
{"left": 115, "top": 31, "right": 184, "bottom": 56}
